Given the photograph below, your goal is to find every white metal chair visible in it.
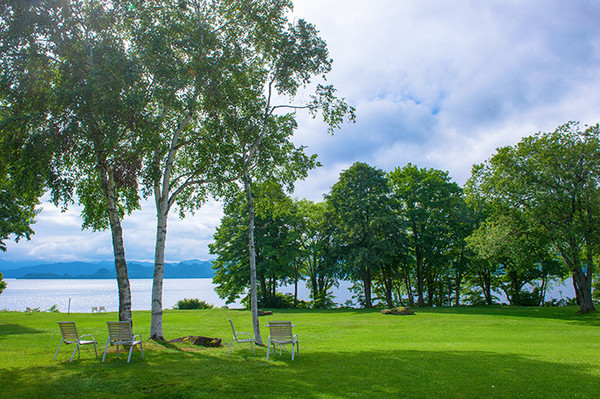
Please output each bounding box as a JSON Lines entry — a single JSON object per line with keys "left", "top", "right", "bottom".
{"left": 227, "top": 318, "right": 256, "bottom": 356}
{"left": 267, "top": 321, "right": 299, "bottom": 360}
{"left": 98, "top": 306, "right": 107, "bottom": 313}
{"left": 102, "top": 321, "right": 144, "bottom": 363}
{"left": 53, "top": 321, "right": 98, "bottom": 362}
{"left": 91, "top": 306, "right": 98, "bottom": 313}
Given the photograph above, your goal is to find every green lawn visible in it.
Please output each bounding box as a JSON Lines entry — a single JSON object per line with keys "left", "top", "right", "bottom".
{"left": 1, "top": 306, "right": 599, "bottom": 398}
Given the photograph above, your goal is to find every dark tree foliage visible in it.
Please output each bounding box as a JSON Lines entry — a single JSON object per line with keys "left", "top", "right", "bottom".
{"left": 326, "top": 162, "right": 395, "bottom": 308}
{"left": 468, "top": 122, "right": 600, "bottom": 313}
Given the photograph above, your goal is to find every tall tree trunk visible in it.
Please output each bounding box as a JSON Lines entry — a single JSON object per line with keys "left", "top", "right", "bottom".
{"left": 404, "top": 274, "right": 414, "bottom": 307}
{"left": 484, "top": 268, "right": 493, "bottom": 305}
{"left": 293, "top": 263, "right": 298, "bottom": 308}
{"left": 150, "top": 197, "right": 169, "bottom": 340}
{"left": 244, "top": 172, "right": 263, "bottom": 345}
{"left": 149, "top": 114, "right": 190, "bottom": 340}
{"left": 454, "top": 268, "right": 462, "bottom": 306}
{"left": 415, "top": 243, "right": 425, "bottom": 307}
{"left": 363, "top": 267, "right": 373, "bottom": 308}
{"left": 98, "top": 162, "right": 132, "bottom": 323}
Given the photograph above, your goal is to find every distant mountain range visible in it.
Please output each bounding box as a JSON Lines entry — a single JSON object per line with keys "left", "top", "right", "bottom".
{"left": 1, "top": 259, "right": 215, "bottom": 279}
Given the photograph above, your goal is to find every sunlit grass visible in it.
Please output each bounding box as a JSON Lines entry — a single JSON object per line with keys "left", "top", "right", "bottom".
{"left": 1, "top": 306, "right": 599, "bottom": 398}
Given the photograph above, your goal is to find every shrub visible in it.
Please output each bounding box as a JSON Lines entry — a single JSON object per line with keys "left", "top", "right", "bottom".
{"left": 242, "top": 292, "right": 311, "bottom": 309}
{"left": 174, "top": 298, "right": 214, "bottom": 310}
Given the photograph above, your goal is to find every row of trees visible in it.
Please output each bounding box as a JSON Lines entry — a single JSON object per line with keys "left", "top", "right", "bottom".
{"left": 211, "top": 123, "right": 599, "bottom": 313}
{"left": 0, "top": 0, "right": 353, "bottom": 344}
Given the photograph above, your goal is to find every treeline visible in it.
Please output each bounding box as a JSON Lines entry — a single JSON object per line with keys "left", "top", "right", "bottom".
{"left": 211, "top": 122, "right": 600, "bottom": 312}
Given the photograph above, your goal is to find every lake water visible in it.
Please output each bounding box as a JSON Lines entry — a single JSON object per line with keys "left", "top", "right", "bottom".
{"left": 0, "top": 278, "right": 354, "bottom": 313}
{"left": 0, "top": 278, "right": 574, "bottom": 313}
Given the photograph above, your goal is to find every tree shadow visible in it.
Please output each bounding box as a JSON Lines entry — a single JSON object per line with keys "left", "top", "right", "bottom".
{"left": 415, "top": 305, "right": 600, "bottom": 326}
{"left": 2, "top": 347, "right": 598, "bottom": 398}
{"left": 256, "top": 306, "right": 600, "bottom": 326}
{"left": 0, "top": 324, "right": 44, "bottom": 338}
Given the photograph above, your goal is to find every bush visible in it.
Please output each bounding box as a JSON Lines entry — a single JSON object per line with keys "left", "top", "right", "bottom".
{"left": 515, "top": 289, "right": 543, "bottom": 306}
{"left": 174, "top": 298, "right": 214, "bottom": 310}
{"left": 242, "top": 292, "right": 311, "bottom": 309}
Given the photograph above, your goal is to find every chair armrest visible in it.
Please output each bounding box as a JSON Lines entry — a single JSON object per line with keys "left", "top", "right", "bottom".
{"left": 236, "top": 332, "right": 252, "bottom": 339}
{"left": 80, "top": 334, "right": 96, "bottom": 341}
{"left": 293, "top": 333, "right": 299, "bottom": 341}
{"left": 134, "top": 334, "right": 142, "bottom": 341}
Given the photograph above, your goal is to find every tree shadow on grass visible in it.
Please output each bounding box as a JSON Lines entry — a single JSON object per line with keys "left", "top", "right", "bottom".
{"left": 258, "top": 306, "right": 600, "bottom": 326}
{"left": 0, "top": 323, "right": 44, "bottom": 338}
{"left": 416, "top": 305, "right": 600, "bottom": 326}
{"left": 2, "top": 347, "right": 599, "bottom": 399}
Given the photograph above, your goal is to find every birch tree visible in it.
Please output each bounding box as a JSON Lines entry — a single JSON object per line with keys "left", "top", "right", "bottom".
{"left": 1, "top": 0, "right": 146, "bottom": 322}
{"left": 123, "top": 0, "right": 311, "bottom": 340}
{"left": 205, "top": 10, "right": 354, "bottom": 343}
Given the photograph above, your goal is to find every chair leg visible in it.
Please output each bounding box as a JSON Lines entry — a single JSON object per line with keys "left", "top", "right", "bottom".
{"left": 266, "top": 338, "right": 271, "bottom": 360}
{"left": 227, "top": 339, "right": 235, "bottom": 356}
{"left": 116, "top": 344, "right": 119, "bottom": 359}
{"left": 140, "top": 341, "right": 144, "bottom": 359}
{"left": 93, "top": 342, "right": 98, "bottom": 359}
{"left": 70, "top": 344, "right": 79, "bottom": 362}
{"left": 102, "top": 338, "right": 110, "bottom": 362}
{"left": 291, "top": 343, "right": 294, "bottom": 361}
{"left": 53, "top": 339, "right": 64, "bottom": 360}
{"left": 127, "top": 345, "right": 134, "bottom": 363}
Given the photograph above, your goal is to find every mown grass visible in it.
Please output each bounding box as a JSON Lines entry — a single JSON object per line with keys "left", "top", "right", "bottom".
{"left": 1, "top": 306, "right": 599, "bottom": 398}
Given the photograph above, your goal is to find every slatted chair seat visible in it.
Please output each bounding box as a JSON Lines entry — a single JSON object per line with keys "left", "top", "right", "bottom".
{"left": 54, "top": 321, "right": 98, "bottom": 362}
{"left": 267, "top": 321, "right": 299, "bottom": 360}
{"left": 227, "top": 318, "right": 256, "bottom": 356}
{"left": 102, "top": 321, "right": 144, "bottom": 363}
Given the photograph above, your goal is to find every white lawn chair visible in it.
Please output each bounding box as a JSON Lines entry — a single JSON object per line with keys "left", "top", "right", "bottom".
{"left": 53, "top": 321, "right": 98, "bottom": 362}
{"left": 98, "top": 306, "right": 107, "bottom": 313}
{"left": 91, "top": 306, "right": 98, "bottom": 313}
{"left": 227, "top": 318, "right": 256, "bottom": 356}
{"left": 102, "top": 321, "right": 144, "bottom": 363}
{"left": 267, "top": 321, "right": 299, "bottom": 360}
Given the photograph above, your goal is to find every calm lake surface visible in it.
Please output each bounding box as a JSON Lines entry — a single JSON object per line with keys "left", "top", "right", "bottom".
{"left": 0, "top": 278, "right": 573, "bottom": 313}
{"left": 0, "top": 278, "right": 354, "bottom": 313}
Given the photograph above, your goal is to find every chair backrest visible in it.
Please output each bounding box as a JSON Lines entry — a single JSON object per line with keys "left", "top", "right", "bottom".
{"left": 227, "top": 319, "right": 238, "bottom": 338}
{"left": 268, "top": 321, "right": 293, "bottom": 340}
{"left": 107, "top": 321, "right": 133, "bottom": 341}
{"left": 57, "top": 321, "right": 79, "bottom": 341}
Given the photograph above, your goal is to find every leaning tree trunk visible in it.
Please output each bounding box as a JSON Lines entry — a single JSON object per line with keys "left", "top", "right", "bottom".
{"left": 572, "top": 268, "right": 596, "bottom": 313}
{"left": 244, "top": 172, "right": 263, "bottom": 345}
{"left": 98, "top": 162, "right": 132, "bottom": 323}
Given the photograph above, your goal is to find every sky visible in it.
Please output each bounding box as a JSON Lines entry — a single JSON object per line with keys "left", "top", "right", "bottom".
{"left": 3, "top": 0, "right": 600, "bottom": 266}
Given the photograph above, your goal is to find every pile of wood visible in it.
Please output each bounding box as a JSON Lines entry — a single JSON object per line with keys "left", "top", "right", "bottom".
{"left": 381, "top": 307, "right": 415, "bottom": 315}
{"left": 169, "top": 336, "right": 222, "bottom": 347}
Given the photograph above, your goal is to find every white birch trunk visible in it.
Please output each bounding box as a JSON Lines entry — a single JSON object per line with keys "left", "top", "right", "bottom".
{"left": 244, "top": 172, "right": 263, "bottom": 345}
